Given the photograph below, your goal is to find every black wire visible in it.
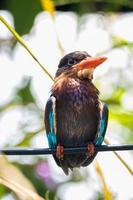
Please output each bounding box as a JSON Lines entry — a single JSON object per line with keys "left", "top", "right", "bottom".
{"left": 0, "top": 144, "right": 133, "bottom": 155}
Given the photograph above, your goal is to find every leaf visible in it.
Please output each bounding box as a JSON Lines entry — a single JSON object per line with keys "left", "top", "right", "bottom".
{"left": 0, "top": 0, "right": 42, "bottom": 35}
{"left": 45, "top": 190, "right": 50, "bottom": 200}
{"left": 112, "top": 36, "right": 133, "bottom": 49}
{"left": 0, "top": 77, "right": 36, "bottom": 114}
{"left": 16, "top": 128, "right": 44, "bottom": 147}
{"left": 55, "top": 0, "right": 133, "bottom": 14}
{"left": 0, "top": 155, "right": 45, "bottom": 200}
{"left": 0, "top": 177, "right": 45, "bottom": 200}
{"left": 1, "top": 0, "right": 133, "bottom": 37}
{"left": 109, "top": 106, "right": 133, "bottom": 143}
{"left": 104, "top": 87, "right": 126, "bottom": 106}
{"left": 0, "top": 185, "right": 6, "bottom": 198}
{"left": 18, "top": 163, "right": 53, "bottom": 198}
{"left": 109, "top": 107, "right": 133, "bottom": 131}
{"left": 16, "top": 77, "right": 35, "bottom": 105}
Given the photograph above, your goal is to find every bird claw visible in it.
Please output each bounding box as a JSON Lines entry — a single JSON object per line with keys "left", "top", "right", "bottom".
{"left": 56, "top": 144, "right": 64, "bottom": 160}
{"left": 86, "top": 143, "right": 95, "bottom": 157}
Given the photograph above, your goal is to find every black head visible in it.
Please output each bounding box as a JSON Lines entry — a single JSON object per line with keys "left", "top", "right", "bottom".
{"left": 55, "top": 51, "right": 107, "bottom": 79}
{"left": 56, "top": 51, "right": 91, "bottom": 77}
{"left": 58, "top": 51, "right": 90, "bottom": 69}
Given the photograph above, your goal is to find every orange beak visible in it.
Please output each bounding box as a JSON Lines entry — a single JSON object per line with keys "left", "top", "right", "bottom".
{"left": 74, "top": 56, "right": 107, "bottom": 70}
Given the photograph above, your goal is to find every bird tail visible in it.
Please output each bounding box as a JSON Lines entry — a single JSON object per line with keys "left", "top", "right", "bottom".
{"left": 81, "top": 152, "right": 97, "bottom": 167}
{"left": 53, "top": 155, "right": 70, "bottom": 175}
{"left": 54, "top": 153, "right": 97, "bottom": 174}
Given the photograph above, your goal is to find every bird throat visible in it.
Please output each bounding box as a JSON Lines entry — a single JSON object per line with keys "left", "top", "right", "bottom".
{"left": 52, "top": 77, "right": 99, "bottom": 106}
{"left": 77, "top": 68, "right": 94, "bottom": 79}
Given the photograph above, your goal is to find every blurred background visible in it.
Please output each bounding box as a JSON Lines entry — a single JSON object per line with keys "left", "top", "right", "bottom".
{"left": 0, "top": 0, "right": 133, "bottom": 199}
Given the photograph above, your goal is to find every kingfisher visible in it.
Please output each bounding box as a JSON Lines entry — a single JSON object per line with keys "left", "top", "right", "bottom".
{"left": 45, "top": 51, "right": 108, "bottom": 175}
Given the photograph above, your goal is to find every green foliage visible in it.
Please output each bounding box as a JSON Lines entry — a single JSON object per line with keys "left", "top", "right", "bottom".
{"left": 16, "top": 129, "right": 44, "bottom": 147}
{"left": 94, "top": 192, "right": 104, "bottom": 200}
{"left": 104, "top": 86, "right": 133, "bottom": 143}
{"left": 112, "top": 36, "right": 133, "bottom": 50}
{"left": 16, "top": 77, "right": 35, "bottom": 105}
{"left": 0, "top": 185, "right": 7, "bottom": 198}
{"left": 0, "top": 0, "right": 42, "bottom": 35}
{"left": 110, "top": 108, "right": 133, "bottom": 130}
{"left": 104, "top": 87, "right": 126, "bottom": 105}
{"left": 110, "top": 107, "right": 133, "bottom": 141}
{"left": 0, "top": 0, "right": 133, "bottom": 36}
{"left": 18, "top": 164, "right": 47, "bottom": 196}
{"left": 0, "top": 77, "right": 36, "bottom": 114}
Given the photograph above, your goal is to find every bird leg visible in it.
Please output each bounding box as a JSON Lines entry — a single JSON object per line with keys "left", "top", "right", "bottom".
{"left": 56, "top": 144, "right": 64, "bottom": 160}
{"left": 86, "top": 143, "right": 95, "bottom": 157}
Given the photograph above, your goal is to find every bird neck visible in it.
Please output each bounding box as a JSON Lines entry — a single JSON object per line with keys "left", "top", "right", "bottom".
{"left": 52, "top": 76, "right": 99, "bottom": 99}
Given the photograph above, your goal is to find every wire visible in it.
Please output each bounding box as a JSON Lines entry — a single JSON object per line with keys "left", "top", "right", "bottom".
{"left": 0, "top": 144, "right": 133, "bottom": 155}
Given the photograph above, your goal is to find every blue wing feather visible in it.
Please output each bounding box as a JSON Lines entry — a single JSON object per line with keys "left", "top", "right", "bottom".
{"left": 45, "top": 98, "right": 108, "bottom": 148}
{"left": 45, "top": 96, "right": 57, "bottom": 148}
{"left": 95, "top": 102, "right": 108, "bottom": 146}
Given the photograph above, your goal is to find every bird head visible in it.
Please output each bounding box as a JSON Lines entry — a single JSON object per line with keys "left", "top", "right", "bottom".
{"left": 56, "top": 51, "right": 107, "bottom": 80}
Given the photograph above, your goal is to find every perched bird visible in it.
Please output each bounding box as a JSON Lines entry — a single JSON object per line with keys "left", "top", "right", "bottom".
{"left": 45, "top": 51, "right": 108, "bottom": 175}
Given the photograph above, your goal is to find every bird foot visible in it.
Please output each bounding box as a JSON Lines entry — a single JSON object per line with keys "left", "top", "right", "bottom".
{"left": 56, "top": 144, "right": 64, "bottom": 160}
{"left": 86, "top": 143, "right": 95, "bottom": 157}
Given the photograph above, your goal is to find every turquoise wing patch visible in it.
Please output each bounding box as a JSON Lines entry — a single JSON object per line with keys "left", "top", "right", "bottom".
{"left": 45, "top": 96, "right": 57, "bottom": 148}
{"left": 48, "top": 111, "right": 57, "bottom": 148}
{"left": 95, "top": 103, "right": 108, "bottom": 146}
{"left": 47, "top": 132, "right": 57, "bottom": 148}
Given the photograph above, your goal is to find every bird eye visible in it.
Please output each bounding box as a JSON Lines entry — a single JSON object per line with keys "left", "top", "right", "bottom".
{"left": 68, "top": 59, "right": 76, "bottom": 66}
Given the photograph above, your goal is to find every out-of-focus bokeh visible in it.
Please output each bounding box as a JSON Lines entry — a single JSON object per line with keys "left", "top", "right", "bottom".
{"left": 0, "top": 0, "right": 133, "bottom": 199}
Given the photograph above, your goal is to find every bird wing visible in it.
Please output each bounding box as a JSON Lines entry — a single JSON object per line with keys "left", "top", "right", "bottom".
{"left": 44, "top": 96, "right": 57, "bottom": 148}
{"left": 45, "top": 96, "right": 69, "bottom": 174}
{"left": 94, "top": 102, "right": 108, "bottom": 145}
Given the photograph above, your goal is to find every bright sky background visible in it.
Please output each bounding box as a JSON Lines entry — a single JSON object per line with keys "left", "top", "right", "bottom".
{"left": 0, "top": 10, "right": 133, "bottom": 200}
